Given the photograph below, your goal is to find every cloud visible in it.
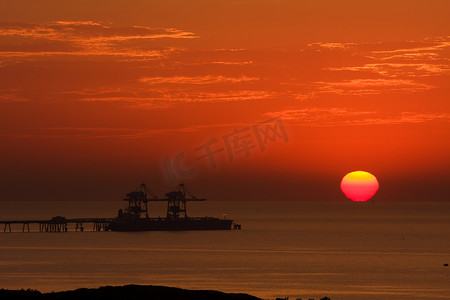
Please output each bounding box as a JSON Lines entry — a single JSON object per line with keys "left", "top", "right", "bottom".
{"left": 370, "top": 41, "right": 450, "bottom": 55}
{"left": 78, "top": 90, "right": 272, "bottom": 108}
{"left": 326, "top": 38, "right": 450, "bottom": 77}
{"left": 1, "top": 34, "right": 448, "bottom": 113}
{"left": 265, "top": 108, "right": 450, "bottom": 126}
{"left": 4, "top": 108, "right": 448, "bottom": 140}
{"left": 138, "top": 75, "right": 259, "bottom": 85}
{"left": 210, "top": 61, "right": 253, "bottom": 65}
{"left": 308, "top": 42, "right": 357, "bottom": 49}
{"left": 301, "top": 37, "right": 450, "bottom": 98}
{"left": 315, "top": 78, "right": 432, "bottom": 90}
{"left": 282, "top": 78, "right": 433, "bottom": 99}
{"left": 0, "top": 21, "right": 196, "bottom": 61}
{"left": 1, "top": 121, "right": 263, "bottom": 140}
{"left": 312, "top": 78, "right": 434, "bottom": 95}
{"left": 0, "top": 21, "right": 196, "bottom": 41}
{"left": 273, "top": 37, "right": 450, "bottom": 100}
{"left": 327, "top": 63, "right": 449, "bottom": 77}
{"left": 0, "top": 90, "right": 31, "bottom": 102}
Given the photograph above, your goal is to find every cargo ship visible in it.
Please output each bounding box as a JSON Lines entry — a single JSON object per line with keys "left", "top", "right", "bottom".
{"left": 107, "top": 183, "right": 236, "bottom": 231}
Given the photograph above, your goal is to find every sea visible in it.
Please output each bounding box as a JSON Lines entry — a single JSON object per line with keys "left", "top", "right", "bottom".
{"left": 0, "top": 200, "right": 449, "bottom": 300}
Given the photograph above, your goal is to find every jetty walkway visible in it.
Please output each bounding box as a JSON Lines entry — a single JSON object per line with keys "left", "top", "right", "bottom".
{"left": 0, "top": 216, "right": 114, "bottom": 232}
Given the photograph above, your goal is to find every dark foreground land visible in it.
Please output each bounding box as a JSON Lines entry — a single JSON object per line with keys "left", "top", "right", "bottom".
{"left": 0, "top": 285, "right": 262, "bottom": 300}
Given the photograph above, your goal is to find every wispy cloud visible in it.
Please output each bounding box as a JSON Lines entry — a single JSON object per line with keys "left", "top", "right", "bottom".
{"left": 308, "top": 42, "right": 357, "bottom": 49}
{"left": 300, "top": 37, "right": 450, "bottom": 99}
{"left": 282, "top": 78, "right": 433, "bottom": 99}
{"left": 0, "top": 90, "right": 31, "bottom": 102}
{"left": 315, "top": 78, "right": 432, "bottom": 91}
{"left": 0, "top": 21, "right": 196, "bottom": 61}
{"left": 138, "top": 75, "right": 259, "bottom": 85}
{"left": 265, "top": 108, "right": 450, "bottom": 126}
{"left": 1, "top": 121, "right": 264, "bottom": 140}
{"left": 210, "top": 61, "right": 253, "bottom": 65}
{"left": 370, "top": 40, "right": 450, "bottom": 55}
{"left": 0, "top": 21, "right": 196, "bottom": 41}
{"left": 327, "top": 63, "right": 450, "bottom": 77}
{"left": 78, "top": 90, "right": 272, "bottom": 108}
{"left": 1, "top": 33, "right": 448, "bottom": 115}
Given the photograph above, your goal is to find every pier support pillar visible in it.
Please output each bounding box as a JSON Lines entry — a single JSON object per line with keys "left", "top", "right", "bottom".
{"left": 75, "top": 222, "right": 84, "bottom": 232}
{"left": 22, "top": 223, "right": 30, "bottom": 232}
{"left": 3, "top": 223, "right": 11, "bottom": 233}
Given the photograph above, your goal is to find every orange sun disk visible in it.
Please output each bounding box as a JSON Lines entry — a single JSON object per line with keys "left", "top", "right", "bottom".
{"left": 340, "top": 171, "right": 379, "bottom": 202}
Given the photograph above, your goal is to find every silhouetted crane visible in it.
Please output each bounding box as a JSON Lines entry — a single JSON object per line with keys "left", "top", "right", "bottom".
{"left": 121, "top": 182, "right": 205, "bottom": 219}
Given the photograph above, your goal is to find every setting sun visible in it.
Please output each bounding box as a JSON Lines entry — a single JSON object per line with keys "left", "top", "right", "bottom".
{"left": 340, "top": 171, "right": 379, "bottom": 202}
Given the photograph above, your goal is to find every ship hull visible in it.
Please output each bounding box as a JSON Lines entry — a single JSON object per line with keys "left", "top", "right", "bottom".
{"left": 108, "top": 217, "right": 233, "bottom": 231}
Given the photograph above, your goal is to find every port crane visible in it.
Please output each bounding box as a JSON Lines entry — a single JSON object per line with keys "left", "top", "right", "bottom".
{"left": 120, "top": 182, "right": 206, "bottom": 219}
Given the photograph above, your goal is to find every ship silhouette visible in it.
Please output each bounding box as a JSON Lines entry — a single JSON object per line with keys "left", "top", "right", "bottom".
{"left": 107, "top": 183, "right": 236, "bottom": 231}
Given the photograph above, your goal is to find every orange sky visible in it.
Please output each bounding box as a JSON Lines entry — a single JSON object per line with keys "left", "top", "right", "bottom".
{"left": 0, "top": 0, "right": 449, "bottom": 202}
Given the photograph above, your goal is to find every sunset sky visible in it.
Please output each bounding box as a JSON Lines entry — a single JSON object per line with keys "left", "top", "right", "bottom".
{"left": 0, "top": 0, "right": 449, "bottom": 202}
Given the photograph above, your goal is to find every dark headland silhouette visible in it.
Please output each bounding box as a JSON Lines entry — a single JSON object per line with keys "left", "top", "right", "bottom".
{"left": 0, "top": 285, "right": 261, "bottom": 300}
{"left": 0, "top": 285, "right": 332, "bottom": 300}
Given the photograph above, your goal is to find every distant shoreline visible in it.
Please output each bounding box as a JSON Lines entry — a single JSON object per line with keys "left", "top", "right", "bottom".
{"left": 0, "top": 284, "right": 332, "bottom": 300}
{"left": 0, "top": 284, "right": 262, "bottom": 300}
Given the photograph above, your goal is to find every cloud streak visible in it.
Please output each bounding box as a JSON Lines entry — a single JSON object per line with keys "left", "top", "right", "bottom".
{"left": 0, "top": 21, "right": 196, "bottom": 60}
{"left": 0, "top": 21, "right": 196, "bottom": 41}
{"left": 0, "top": 121, "right": 266, "bottom": 140}
{"left": 327, "top": 63, "right": 450, "bottom": 77}
{"left": 265, "top": 108, "right": 450, "bottom": 126}
{"left": 138, "top": 75, "right": 259, "bottom": 85}
{"left": 323, "top": 38, "right": 450, "bottom": 79}
{"left": 315, "top": 78, "right": 433, "bottom": 93}
{"left": 78, "top": 90, "right": 272, "bottom": 108}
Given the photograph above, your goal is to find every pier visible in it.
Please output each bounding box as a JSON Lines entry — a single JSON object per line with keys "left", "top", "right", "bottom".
{"left": 0, "top": 216, "right": 114, "bottom": 233}
{"left": 0, "top": 182, "right": 240, "bottom": 232}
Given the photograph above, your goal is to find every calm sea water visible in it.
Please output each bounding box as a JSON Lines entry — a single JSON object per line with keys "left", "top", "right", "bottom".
{"left": 0, "top": 200, "right": 449, "bottom": 300}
